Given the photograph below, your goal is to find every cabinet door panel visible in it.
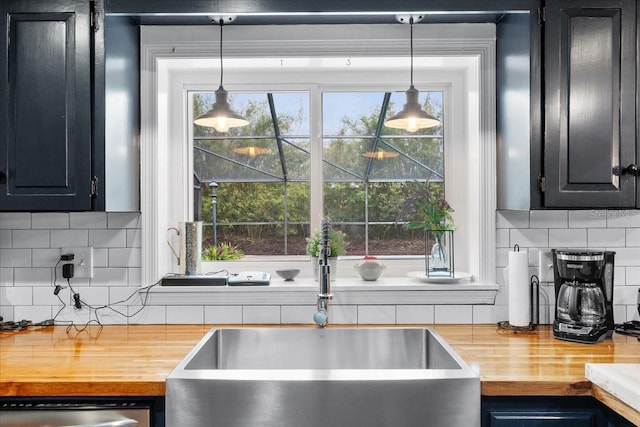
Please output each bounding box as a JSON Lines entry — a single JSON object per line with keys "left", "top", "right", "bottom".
{"left": 0, "top": 1, "right": 91, "bottom": 211}
{"left": 544, "top": 0, "right": 637, "bottom": 207}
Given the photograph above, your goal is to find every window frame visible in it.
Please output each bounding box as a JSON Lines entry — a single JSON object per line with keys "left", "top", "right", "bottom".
{"left": 140, "top": 23, "right": 497, "bottom": 286}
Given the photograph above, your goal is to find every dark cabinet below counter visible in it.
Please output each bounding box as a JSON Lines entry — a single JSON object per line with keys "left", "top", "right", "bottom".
{"left": 0, "top": 0, "right": 99, "bottom": 211}
{"left": 482, "top": 396, "right": 636, "bottom": 427}
{"left": 541, "top": 0, "right": 639, "bottom": 208}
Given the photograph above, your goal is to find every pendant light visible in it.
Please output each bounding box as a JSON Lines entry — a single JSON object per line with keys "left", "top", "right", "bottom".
{"left": 194, "top": 17, "right": 249, "bottom": 133}
{"left": 384, "top": 16, "right": 440, "bottom": 132}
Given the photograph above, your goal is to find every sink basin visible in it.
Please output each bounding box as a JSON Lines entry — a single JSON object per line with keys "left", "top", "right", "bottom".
{"left": 166, "top": 327, "right": 480, "bottom": 426}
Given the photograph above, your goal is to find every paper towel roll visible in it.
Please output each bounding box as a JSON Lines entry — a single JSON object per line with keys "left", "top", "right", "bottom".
{"left": 508, "top": 249, "right": 530, "bottom": 327}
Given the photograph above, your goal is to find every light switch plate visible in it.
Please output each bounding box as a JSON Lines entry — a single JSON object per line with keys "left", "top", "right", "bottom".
{"left": 538, "top": 250, "right": 554, "bottom": 283}
{"left": 61, "top": 247, "right": 94, "bottom": 279}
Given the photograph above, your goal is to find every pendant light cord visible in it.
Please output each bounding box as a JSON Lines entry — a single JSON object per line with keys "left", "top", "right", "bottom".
{"left": 218, "top": 18, "right": 224, "bottom": 87}
{"left": 409, "top": 17, "right": 414, "bottom": 87}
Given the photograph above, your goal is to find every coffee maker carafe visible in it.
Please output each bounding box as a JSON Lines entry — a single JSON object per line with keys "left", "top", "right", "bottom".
{"left": 552, "top": 250, "right": 615, "bottom": 343}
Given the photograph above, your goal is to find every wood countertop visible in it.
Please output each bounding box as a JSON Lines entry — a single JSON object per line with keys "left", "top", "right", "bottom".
{"left": 1, "top": 324, "right": 639, "bottom": 423}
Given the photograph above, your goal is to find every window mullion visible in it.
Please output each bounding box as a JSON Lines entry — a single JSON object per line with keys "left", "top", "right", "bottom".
{"left": 309, "top": 85, "right": 323, "bottom": 232}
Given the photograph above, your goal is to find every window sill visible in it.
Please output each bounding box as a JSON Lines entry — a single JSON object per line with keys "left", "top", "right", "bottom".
{"left": 145, "top": 277, "right": 499, "bottom": 306}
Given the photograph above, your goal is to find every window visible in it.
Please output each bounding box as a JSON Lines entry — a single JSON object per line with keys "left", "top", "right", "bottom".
{"left": 191, "top": 89, "right": 443, "bottom": 256}
{"left": 141, "top": 24, "right": 496, "bottom": 285}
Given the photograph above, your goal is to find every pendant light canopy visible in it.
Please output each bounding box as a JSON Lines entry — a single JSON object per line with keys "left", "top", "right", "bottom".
{"left": 385, "top": 16, "right": 440, "bottom": 132}
{"left": 194, "top": 17, "right": 249, "bottom": 133}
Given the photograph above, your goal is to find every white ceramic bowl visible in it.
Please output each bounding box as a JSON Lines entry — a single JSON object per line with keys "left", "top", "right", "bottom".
{"left": 276, "top": 269, "right": 301, "bottom": 281}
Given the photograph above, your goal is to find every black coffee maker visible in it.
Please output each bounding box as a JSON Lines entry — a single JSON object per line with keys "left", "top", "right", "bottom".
{"left": 552, "top": 249, "right": 615, "bottom": 343}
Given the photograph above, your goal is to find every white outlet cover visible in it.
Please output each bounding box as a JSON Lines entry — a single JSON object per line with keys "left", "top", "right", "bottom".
{"left": 61, "top": 247, "right": 94, "bottom": 279}
{"left": 538, "top": 250, "right": 554, "bottom": 283}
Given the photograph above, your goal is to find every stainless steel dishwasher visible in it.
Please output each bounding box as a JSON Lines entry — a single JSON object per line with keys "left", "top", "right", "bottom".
{"left": 0, "top": 400, "right": 152, "bottom": 427}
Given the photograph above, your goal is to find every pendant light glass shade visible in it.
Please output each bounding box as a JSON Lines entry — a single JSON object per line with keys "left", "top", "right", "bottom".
{"left": 194, "top": 18, "right": 249, "bottom": 133}
{"left": 384, "top": 17, "right": 440, "bottom": 132}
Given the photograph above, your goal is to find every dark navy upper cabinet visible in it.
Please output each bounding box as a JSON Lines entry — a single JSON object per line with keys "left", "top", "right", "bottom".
{"left": 542, "top": 0, "right": 638, "bottom": 208}
{"left": 0, "top": 0, "right": 94, "bottom": 211}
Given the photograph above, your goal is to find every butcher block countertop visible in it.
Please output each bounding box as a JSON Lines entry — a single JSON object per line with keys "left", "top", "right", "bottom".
{"left": 1, "top": 324, "right": 639, "bottom": 423}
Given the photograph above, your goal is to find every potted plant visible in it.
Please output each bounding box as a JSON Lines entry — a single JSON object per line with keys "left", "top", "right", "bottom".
{"left": 202, "top": 242, "right": 244, "bottom": 261}
{"left": 400, "top": 182, "right": 455, "bottom": 276}
{"left": 306, "top": 228, "right": 348, "bottom": 280}
{"left": 354, "top": 255, "right": 386, "bottom": 281}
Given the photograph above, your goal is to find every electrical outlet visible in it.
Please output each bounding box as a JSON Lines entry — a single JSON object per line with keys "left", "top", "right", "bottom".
{"left": 61, "top": 247, "right": 94, "bottom": 278}
{"left": 538, "top": 250, "right": 554, "bottom": 283}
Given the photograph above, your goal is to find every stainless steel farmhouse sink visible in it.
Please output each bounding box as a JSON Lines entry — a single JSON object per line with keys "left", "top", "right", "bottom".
{"left": 166, "top": 328, "right": 480, "bottom": 426}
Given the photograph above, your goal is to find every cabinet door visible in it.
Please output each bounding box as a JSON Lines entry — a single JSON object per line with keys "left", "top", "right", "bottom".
{"left": 544, "top": 0, "right": 637, "bottom": 207}
{"left": 0, "top": 0, "right": 92, "bottom": 211}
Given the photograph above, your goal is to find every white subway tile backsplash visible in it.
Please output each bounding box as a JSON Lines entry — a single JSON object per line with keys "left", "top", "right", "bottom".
{"left": 32, "top": 249, "right": 61, "bottom": 268}
{"left": 89, "top": 229, "right": 126, "bottom": 248}
{"left": 12, "top": 230, "right": 50, "bottom": 248}
{"left": 93, "top": 249, "right": 109, "bottom": 268}
{"left": 1, "top": 208, "right": 638, "bottom": 327}
{"left": 92, "top": 268, "right": 128, "bottom": 287}
{"left": 0, "top": 305, "right": 14, "bottom": 322}
{"left": 626, "top": 228, "right": 640, "bottom": 246}
{"left": 613, "top": 305, "right": 628, "bottom": 323}
{"left": 357, "top": 305, "right": 396, "bottom": 324}
{"left": 549, "top": 229, "right": 587, "bottom": 248}
{"left": 32, "top": 286, "right": 60, "bottom": 305}
{"left": 14, "top": 268, "right": 51, "bottom": 287}
{"left": 496, "top": 229, "right": 509, "bottom": 248}
{"left": 242, "top": 306, "right": 280, "bottom": 324}
{"left": 204, "top": 305, "right": 243, "bottom": 324}
{"left": 167, "top": 306, "right": 204, "bottom": 324}
{"left": 280, "top": 305, "right": 315, "bottom": 324}
{"left": 625, "top": 267, "right": 640, "bottom": 286}
{"left": 626, "top": 305, "right": 639, "bottom": 322}
{"left": 611, "top": 248, "right": 640, "bottom": 266}
{"left": 473, "top": 304, "right": 505, "bottom": 323}
{"left": 530, "top": 210, "right": 568, "bottom": 228}
{"left": 0, "top": 249, "right": 31, "bottom": 267}
{"left": 606, "top": 210, "right": 640, "bottom": 228}
{"left": 126, "top": 229, "right": 142, "bottom": 248}
{"left": 50, "top": 229, "right": 89, "bottom": 247}
{"left": 510, "top": 229, "right": 549, "bottom": 248}
{"left": 127, "top": 268, "right": 142, "bottom": 287}
{"left": 496, "top": 248, "right": 510, "bottom": 268}
{"left": 108, "top": 248, "right": 141, "bottom": 268}
{"left": 568, "top": 210, "right": 607, "bottom": 228}
{"left": 108, "top": 212, "right": 141, "bottom": 229}
{"left": 496, "top": 210, "right": 529, "bottom": 229}
{"left": 0, "top": 230, "right": 11, "bottom": 248}
{"left": 613, "top": 286, "right": 639, "bottom": 305}
{"left": 434, "top": 305, "right": 473, "bottom": 324}
{"left": 0, "top": 268, "right": 13, "bottom": 287}
{"left": 14, "top": 305, "right": 51, "bottom": 322}
{"left": 128, "top": 305, "right": 166, "bottom": 324}
{"left": 32, "top": 213, "right": 69, "bottom": 229}
{"left": 396, "top": 305, "right": 434, "bottom": 324}
{"left": 1, "top": 286, "right": 32, "bottom": 305}
{"left": 588, "top": 228, "right": 626, "bottom": 247}
{"left": 109, "top": 286, "right": 140, "bottom": 305}
{"left": 329, "top": 305, "right": 358, "bottom": 324}
{"left": 0, "top": 213, "right": 31, "bottom": 229}
{"left": 70, "top": 212, "right": 107, "bottom": 229}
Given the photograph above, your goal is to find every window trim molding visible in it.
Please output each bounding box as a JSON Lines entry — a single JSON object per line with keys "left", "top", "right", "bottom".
{"left": 140, "top": 24, "right": 496, "bottom": 288}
